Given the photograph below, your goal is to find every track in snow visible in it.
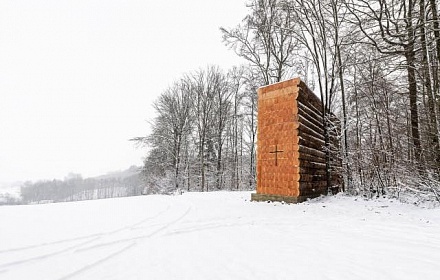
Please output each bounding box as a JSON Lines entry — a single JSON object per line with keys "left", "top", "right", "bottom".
{"left": 1, "top": 192, "right": 439, "bottom": 280}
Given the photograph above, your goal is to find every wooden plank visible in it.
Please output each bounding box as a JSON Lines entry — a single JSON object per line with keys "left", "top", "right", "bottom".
{"left": 298, "top": 174, "right": 327, "bottom": 182}
{"left": 298, "top": 114, "right": 325, "bottom": 135}
{"left": 258, "top": 87, "right": 299, "bottom": 102}
{"left": 258, "top": 78, "right": 301, "bottom": 95}
{"left": 299, "top": 137, "right": 324, "bottom": 152}
{"left": 298, "top": 152, "right": 326, "bottom": 163}
{"left": 299, "top": 145, "right": 326, "bottom": 159}
{"left": 299, "top": 160, "right": 327, "bottom": 170}
{"left": 297, "top": 82, "right": 324, "bottom": 113}
{"left": 300, "top": 189, "right": 328, "bottom": 197}
{"left": 297, "top": 100, "right": 324, "bottom": 122}
{"left": 298, "top": 132, "right": 325, "bottom": 146}
{"left": 289, "top": 135, "right": 326, "bottom": 151}
{"left": 299, "top": 181, "right": 328, "bottom": 189}
{"left": 298, "top": 122, "right": 326, "bottom": 142}
{"left": 299, "top": 167, "right": 327, "bottom": 175}
{"left": 299, "top": 186, "right": 328, "bottom": 196}
{"left": 297, "top": 104, "right": 324, "bottom": 130}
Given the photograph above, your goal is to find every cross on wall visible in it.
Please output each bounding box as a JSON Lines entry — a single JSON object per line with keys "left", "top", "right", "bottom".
{"left": 269, "top": 145, "right": 284, "bottom": 166}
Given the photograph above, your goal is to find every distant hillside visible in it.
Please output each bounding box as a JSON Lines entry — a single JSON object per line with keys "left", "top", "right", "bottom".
{"left": 0, "top": 182, "right": 22, "bottom": 205}
{"left": 0, "top": 182, "right": 21, "bottom": 196}
{"left": 94, "top": 165, "right": 141, "bottom": 180}
{"left": 16, "top": 166, "right": 144, "bottom": 205}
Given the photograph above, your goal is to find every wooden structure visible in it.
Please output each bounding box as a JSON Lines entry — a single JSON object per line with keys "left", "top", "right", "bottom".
{"left": 251, "top": 78, "right": 341, "bottom": 203}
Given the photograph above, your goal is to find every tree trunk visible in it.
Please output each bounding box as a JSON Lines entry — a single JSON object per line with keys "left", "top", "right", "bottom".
{"left": 174, "top": 134, "right": 181, "bottom": 190}
{"left": 249, "top": 93, "right": 257, "bottom": 188}
{"left": 429, "top": 0, "right": 440, "bottom": 66}
{"left": 422, "top": 0, "right": 440, "bottom": 174}
{"left": 337, "top": 44, "right": 347, "bottom": 192}
{"left": 216, "top": 133, "right": 223, "bottom": 190}
{"left": 405, "top": 35, "right": 422, "bottom": 164}
{"left": 200, "top": 134, "right": 206, "bottom": 192}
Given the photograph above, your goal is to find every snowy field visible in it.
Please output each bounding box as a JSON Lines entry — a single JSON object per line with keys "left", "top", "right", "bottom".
{"left": 0, "top": 192, "right": 439, "bottom": 280}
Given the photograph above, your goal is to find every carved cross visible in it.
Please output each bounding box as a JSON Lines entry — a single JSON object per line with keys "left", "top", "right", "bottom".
{"left": 269, "top": 145, "right": 284, "bottom": 166}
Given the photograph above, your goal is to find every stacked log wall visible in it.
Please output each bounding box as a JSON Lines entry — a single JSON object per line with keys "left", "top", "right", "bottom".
{"left": 253, "top": 78, "right": 342, "bottom": 203}
{"left": 296, "top": 82, "right": 328, "bottom": 197}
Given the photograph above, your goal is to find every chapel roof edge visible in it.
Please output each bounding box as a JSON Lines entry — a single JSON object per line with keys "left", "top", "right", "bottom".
{"left": 258, "top": 77, "right": 302, "bottom": 95}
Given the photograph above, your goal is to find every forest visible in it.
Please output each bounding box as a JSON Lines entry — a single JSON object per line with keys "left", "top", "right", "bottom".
{"left": 13, "top": 166, "right": 143, "bottom": 204}
{"left": 136, "top": 0, "right": 440, "bottom": 204}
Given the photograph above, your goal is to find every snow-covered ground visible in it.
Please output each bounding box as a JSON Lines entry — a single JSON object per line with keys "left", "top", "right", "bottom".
{"left": 0, "top": 191, "right": 439, "bottom": 280}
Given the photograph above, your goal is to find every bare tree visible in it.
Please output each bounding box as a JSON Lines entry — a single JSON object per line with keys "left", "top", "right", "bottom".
{"left": 189, "top": 66, "right": 222, "bottom": 191}
{"left": 227, "top": 66, "right": 247, "bottom": 189}
{"left": 344, "top": 0, "right": 423, "bottom": 165}
{"left": 152, "top": 82, "right": 192, "bottom": 190}
{"left": 419, "top": 0, "right": 440, "bottom": 174}
{"left": 221, "top": 0, "right": 297, "bottom": 85}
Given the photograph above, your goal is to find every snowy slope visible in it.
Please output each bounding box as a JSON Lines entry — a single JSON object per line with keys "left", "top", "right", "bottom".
{"left": 0, "top": 192, "right": 439, "bottom": 280}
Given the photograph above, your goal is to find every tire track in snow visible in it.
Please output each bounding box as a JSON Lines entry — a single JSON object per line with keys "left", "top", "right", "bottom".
{"left": 0, "top": 236, "right": 101, "bottom": 270}
{"left": 75, "top": 206, "right": 194, "bottom": 253}
{"left": 0, "top": 204, "right": 171, "bottom": 271}
{"left": 59, "top": 242, "right": 137, "bottom": 280}
{"left": 161, "top": 216, "right": 303, "bottom": 237}
{"left": 0, "top": 234, "right": 102, "bottom": 255}
{"left": 58, "top": 206, "right": 192, "bottom": 280}
{"left": 0, "top": 204, "right": 171, "bottom": 255}
{"left": 4, "top": 203, "right": 172, "bottom": 256}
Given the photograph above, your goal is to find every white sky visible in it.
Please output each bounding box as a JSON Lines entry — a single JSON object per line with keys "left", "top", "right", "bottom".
{"left": 0, "top": 0, "right": 247, "bottom": 183}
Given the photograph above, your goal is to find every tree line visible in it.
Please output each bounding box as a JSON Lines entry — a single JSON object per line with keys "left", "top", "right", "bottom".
{"left": 138, "top": 0, "right": 440, "bottom": 203}
{"left": 134, "top": 66, "right": 259, "bottom": 194}
{"left": 19, "top": 167, "right": 143, "bottom": 204}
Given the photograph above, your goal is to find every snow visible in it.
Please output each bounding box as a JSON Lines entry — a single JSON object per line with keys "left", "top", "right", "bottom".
{"left": 1, "top": 191, "right": 439, "bottom": 280}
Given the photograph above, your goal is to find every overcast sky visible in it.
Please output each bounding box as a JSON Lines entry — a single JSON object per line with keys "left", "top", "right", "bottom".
{"left": 0, "top": 0, "right": 247, "bottom": 183}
